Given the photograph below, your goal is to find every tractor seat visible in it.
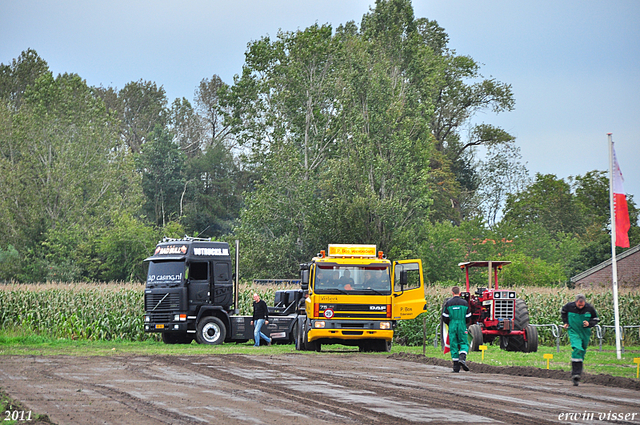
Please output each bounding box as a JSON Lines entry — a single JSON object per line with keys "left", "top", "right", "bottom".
{"left": 476, "top": 287, "right": 486, "bottom": 296}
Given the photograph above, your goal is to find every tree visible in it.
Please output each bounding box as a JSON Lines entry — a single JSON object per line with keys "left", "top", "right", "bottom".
{"left": 501, "top": 173, "right": 585, "bottom": 236}
{"left": 0, "top": 69, "right": 141, "bottom": 281}
{"left": 476, "top": 142, "right": 530, "bottom": 227}
{"left": 0, "top": 48, "right": 50, "bottom": 108}
{"left": 195, "top": 75, "right": 234, "bottom": 151}
{"left": 137, "top": 126, "right": 185, "bottom": 227}
{"left": 169, "top": 97, "right": 203, "bottom": 158}
{"left": 97, "top": 79, "right": 169, "bottom": 154}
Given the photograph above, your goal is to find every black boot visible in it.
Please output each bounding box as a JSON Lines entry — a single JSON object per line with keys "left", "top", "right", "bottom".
{"left": 452, "top": 360, "right": 460, "bottom": 373}
{"left": 571, "top": 361, "right": 583, "bottom": 386}
{"left": 459, "top": 352, "right": 469, "bottom": 371}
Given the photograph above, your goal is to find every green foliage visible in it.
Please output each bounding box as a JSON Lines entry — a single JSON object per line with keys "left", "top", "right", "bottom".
{"left": 0, "top": 245, "right": 20, "bottom": 281}
{"left": 94, "top": 215, "right": 159, "bottom": 282}
{"left": 394, "top": 288, "right": 640, "bottom": 347}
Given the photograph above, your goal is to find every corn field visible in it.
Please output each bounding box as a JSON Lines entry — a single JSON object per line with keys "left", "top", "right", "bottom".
{"left": 0, "top": 282, "right": 287, "bottom": 341}
{"left": 1, "top": 282, "right": 638, "bottom": 346}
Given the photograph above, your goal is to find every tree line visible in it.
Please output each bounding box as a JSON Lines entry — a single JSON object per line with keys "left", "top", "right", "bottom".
{"left": 0, "top": 0, "right": 637, "bottom": 284}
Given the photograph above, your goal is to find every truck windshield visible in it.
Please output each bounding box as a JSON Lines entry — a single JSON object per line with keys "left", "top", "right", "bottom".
{"left": 147, "top": 261, "right": 185, "bottom": 288}
{"left": 314, "top": 265, "right": 391, "bottom": 295}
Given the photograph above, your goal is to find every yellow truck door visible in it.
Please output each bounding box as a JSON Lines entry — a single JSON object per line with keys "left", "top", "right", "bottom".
{"left": 392, "top": 259, "right": 426, "bottom": 320}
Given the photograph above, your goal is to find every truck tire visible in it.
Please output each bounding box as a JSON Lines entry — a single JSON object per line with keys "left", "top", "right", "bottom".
{"left": 293, "top": 320, "right": 302, "bottom": 350}
{"left": 302, "top": 319, "right": 317, "bottom": 351}
{"left": 502, "top": 298, "right": 530, "bottom": 352}
{"left": 467, "top": 324, "right": 483, "bottom": 351}
{"left": 376, "top": 340, "right": 392, "bottom": 352}
{"left": 524, "top": 324, "right": 538, "bottom": 353}
{"left": 196, "top": 316, "right": 226, "bottom": 345}
{"left": 162, "top": 332, "right": 193, "bottom": 344}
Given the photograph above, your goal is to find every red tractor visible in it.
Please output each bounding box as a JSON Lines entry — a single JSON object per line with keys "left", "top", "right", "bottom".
{"left": 452, "top": 261, "right": 538, "bottom": 353}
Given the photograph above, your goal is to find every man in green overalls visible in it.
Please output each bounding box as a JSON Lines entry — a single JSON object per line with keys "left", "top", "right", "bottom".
{"left": 561, "top": 294, "right": 599, "bottom": 386}
{"left": 442, "top": 286, "right": 472, "bottom": 372}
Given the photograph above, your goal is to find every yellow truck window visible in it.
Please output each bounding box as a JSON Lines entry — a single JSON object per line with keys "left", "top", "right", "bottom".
{"left": 314, "top": 265, "right": 390, "bottom": 294}
{"left": 394, "top": 262, "right": 421, "bottom": 291}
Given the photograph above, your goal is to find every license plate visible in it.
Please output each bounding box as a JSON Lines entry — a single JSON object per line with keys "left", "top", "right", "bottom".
{"left": 155, "top": 324, "right": 165, "bottom": 329}
{"left": 270, "top": 332, "right": 286, "bottom": 339}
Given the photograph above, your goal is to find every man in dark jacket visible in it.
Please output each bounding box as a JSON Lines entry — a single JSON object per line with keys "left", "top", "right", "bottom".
{"left": 561, "top": 294, "right": 599, "bottom": 386}
{"left": 442, "top": 286, "right": 472, "bottom": 372}
{"left": 251, "top": 293, "right": 271, "bottom": 347}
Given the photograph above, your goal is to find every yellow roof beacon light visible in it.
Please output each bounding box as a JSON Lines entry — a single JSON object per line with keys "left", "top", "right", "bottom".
{"left": 327, "top": 244, "right": 377, "bottom": 258}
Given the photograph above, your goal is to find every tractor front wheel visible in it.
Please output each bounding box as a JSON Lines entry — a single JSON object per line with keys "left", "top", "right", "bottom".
{"left": 524, "top": 324, "right": 538, "bottom": 353}
{"left": 467, "top": 324, "right": 483, "bottom": 351}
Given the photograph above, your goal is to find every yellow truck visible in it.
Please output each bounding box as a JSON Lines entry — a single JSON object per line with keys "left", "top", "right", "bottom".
{"left": 295, "top": 244, "right": 426, "bottom": 352}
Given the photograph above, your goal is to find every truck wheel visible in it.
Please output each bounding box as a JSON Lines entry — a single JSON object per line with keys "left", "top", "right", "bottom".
{"left": 375, "top": 340, "right": 392, "bottom": 352}
{"left": 467, "top": 324, "right": 483, "bottom": 351}
{"left": 196, "top": 316, "right": 226, "bottom": 345}
{"left": 384, "top": 340, "right": 392, "bottom": 352}
{"left": 293, "top": 321, "right": 302, "bottom": 350}
{"left": 524, "top": 324, "right": 538, "bottom": 353}
{"left": 302, "top": 319, "right": 317, "bottom": 351}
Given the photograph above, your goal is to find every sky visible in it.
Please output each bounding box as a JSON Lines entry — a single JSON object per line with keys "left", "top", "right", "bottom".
{"left": 1, "top": 0, "right": 639, "bottom": 205}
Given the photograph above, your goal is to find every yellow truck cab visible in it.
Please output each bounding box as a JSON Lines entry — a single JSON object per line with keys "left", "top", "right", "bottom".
{"left": 295, "top": 244, "right": 426, "bottom": 352}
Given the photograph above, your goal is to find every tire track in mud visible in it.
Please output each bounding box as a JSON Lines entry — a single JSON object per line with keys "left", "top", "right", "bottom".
{"left": 37, "top": 360, "right": 204, "bottom": 425}
{"left": 159, "top": 355, "right": 405, "bottom": 424}
{"left": 163, "top": 354, "right": 557, "bottom": 425}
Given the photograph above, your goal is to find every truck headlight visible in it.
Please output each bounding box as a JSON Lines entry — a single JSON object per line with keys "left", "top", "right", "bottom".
{"left": 380, "top": 322, "right": 391, "bottom": 330}
{"left": 314, "top": 321, "right": 326, "bottom": 328}
{"left": 145, "top": 316, "right": 150, "bottom": 322}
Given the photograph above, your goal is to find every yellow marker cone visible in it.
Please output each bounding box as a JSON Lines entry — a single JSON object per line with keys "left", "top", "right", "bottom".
{"left": 479, "top": 345, "right": 488, "bottom": 361}
{"left": 543, "top": 353, "right": 553, "bottom": 370}
{"left": 634, "top": 358, "right": 640, "bottom": 379}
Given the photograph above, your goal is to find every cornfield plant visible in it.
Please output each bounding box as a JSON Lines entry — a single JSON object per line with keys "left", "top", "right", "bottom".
{"left": 0, "top": 281, "right": 296, "bottom": 341}
{"left": 1, "top": 283, "right": 638, "bottom": 346}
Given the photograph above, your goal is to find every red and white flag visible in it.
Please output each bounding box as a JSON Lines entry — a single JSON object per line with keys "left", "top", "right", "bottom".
{"left": 612, "top": 143, "right": 630, "bottom": 248}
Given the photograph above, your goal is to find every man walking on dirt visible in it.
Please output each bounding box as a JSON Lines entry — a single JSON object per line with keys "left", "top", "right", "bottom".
{"left": 442, "top": 286, "right": 472, "bottom": 373}
{"left": 561, "top": 294, "right": 599, "bottom": 386}
{"left": 251, "top": 293, "right": 272, "bottom": 347}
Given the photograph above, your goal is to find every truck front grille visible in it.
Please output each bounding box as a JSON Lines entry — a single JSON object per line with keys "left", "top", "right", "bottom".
{"left": 493, "top": 299, "right": 515, "bottom": 320}
{"left": 147, "top": 313, "right": 172, "bottom": 322}
{"left": 145, "top": 293, "right": 181, "bottom": 312}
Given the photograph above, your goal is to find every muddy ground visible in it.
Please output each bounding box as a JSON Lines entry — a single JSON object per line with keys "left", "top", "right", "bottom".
{"left": 0, "top": 353, "right": 639, "bottom": 425}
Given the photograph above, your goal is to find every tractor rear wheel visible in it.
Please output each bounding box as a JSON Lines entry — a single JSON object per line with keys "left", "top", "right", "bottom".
{"left": 502, "top": 298, "right": 529, "bottom": 352}
{"left": 467, "top": 324, "right": 483, "bottom": 351}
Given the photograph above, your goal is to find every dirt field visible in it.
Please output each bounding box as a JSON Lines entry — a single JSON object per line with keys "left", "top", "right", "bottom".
{"left": 1, "top": 353, "right": 639, "bottom": 425}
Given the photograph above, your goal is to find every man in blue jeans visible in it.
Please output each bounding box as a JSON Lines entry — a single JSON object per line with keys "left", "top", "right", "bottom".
{"left": 251, "top": 293, "right": 272, "bottom": 347}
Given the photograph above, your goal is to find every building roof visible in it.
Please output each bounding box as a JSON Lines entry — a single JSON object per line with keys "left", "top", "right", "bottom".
{"left": 570, "top": 244, "right": 640, "bottom": 283}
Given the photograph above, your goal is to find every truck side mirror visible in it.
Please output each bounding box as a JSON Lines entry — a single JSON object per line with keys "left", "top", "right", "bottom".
{"left": 399, "top": 270, "right": 408, "bottom": 289}
{"left": 300, "top": 269, "right": 309, "bottom": 290}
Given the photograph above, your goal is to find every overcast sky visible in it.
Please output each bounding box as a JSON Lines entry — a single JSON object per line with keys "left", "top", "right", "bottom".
{"left": 2, "top": 0, "right": 639, "bottom": 206}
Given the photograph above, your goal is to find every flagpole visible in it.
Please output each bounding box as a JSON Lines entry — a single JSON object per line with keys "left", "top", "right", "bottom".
{"left": 608, "top": 133, "right": 622, "bottom": 360}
